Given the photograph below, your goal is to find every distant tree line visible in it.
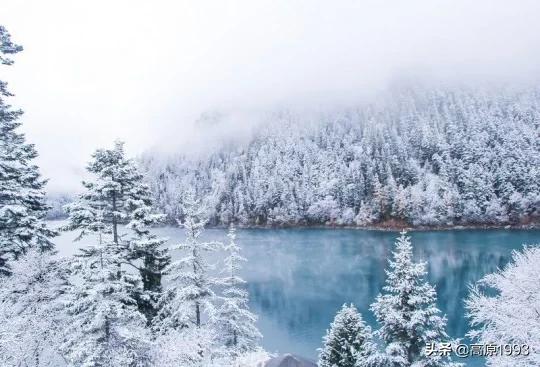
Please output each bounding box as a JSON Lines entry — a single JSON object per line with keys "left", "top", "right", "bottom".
{"left": 141, "top": 86, "right": 540, "bottom": 227}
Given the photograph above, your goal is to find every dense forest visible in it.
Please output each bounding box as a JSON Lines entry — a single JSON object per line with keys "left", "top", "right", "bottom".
{"left": 141, "top": 86, "right": 540, "bottom": 228}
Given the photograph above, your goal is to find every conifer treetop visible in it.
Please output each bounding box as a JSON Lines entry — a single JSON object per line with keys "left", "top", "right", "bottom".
{"left": 0, "top": 24, "right": 56, "bottom": 276}
{"left": 318, "top": 303, "right": 376, "bottom": 367}
{"left": 370, "top": 231, "right": 456, "bottom": 367}
{"left": 0, "top": 25, "right": 22, "bottom": 66}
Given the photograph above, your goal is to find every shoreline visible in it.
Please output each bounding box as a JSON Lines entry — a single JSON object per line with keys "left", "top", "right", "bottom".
{"left": 206, "top": 223, "right": 540, "bottom": 232}
{"left": 46, "top": 218, "right": 540, "bottom": 232}
{"left": 173, "top": 220, "right": 540, "bottom": 232}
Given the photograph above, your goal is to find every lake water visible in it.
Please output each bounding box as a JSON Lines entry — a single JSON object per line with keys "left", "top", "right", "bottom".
{"left": 52, "top": 223, "right": 540, "bottom": 366}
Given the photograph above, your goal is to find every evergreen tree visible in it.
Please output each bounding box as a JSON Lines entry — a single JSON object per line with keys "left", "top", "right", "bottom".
{"left": 61, "top": 238, "right": 151, "bottom": 366}
{"left": 63, "top": 191, "right": 109, "bottom": 241}
{"left": 215, "top": 225, "right": 261, "bottom": 355}
{"left": 156, "top": 191, "right": 220, "bottom": 332}
{"left": 370, "top": 232, "right": 455, "bottom": 367}
{"left": 65, "top": 141, "right": 141, "bottom": 245}
{"left": 0, "top": 25, "right": 56, "bottom": 276}
{"left": 466, "top": 245, "right": 540, "bottom": 367}
{"left": 318, "top": 303, "right": 376, "bottom": 367}
{"left": 127, "top": 205, "right": 169, "bottom": 324}
{"left": 64, "top": 141, "right": 170, "bottom": 324}
{"left": 0, "top": 249, "right": 69, "bottom": 366}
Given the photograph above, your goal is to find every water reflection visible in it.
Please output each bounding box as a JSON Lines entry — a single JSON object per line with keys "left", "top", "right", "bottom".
{"left": 223, "top": 229, "right": 538, "bottom": 363}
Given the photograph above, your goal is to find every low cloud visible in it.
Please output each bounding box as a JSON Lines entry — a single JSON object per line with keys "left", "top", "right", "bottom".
{"left": 2, "top": 0, "right": 540, "bottom": 191}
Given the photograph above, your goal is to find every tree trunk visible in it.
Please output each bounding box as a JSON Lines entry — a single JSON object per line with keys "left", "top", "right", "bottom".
{"left": 196, "top": 301, "right": 201, "bottom": 328}
{"left": 112, "top": 189, "right": 118, "bottom": 244}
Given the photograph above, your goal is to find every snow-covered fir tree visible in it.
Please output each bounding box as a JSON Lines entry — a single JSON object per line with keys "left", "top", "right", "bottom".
{"left": 64, "top": 141, "right": 169, "bottom": 324}
{"left": 65, "top": 141, "right": 150, "bottom": 244}
{"left": 466, "top": 245, "right": 540, "bottom": 367}
{"left": 318, "top": 303, "right": 376, "bottom": 367}
{"left": 0, "top": 25, "right": 56, "bottom": 276}
{"left": 370, "top": 232, "right": 456, "bottom": 367}
{"left": 61, "top": 238, "right": 151, "bottom": 366}
{"left": 215, "top": 225, "right": 262, "bottom": 355}
{"left": 156, "top": 191, "right": 221, "bottom": 332}
{"left": 0, "top": 249, "right": 69, "bottom": 366}
{"left": 127, "top": 205, "right": 169, "bottom": 324}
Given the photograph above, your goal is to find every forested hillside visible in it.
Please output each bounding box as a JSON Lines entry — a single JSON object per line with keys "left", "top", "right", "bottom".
{"left": 141, "top": 86, "right": 540, "bottom": 227}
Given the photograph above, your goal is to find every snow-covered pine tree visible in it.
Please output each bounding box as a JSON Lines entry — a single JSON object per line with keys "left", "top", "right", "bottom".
{"left": 0, "top": 249, "right": 69, "bottom": 366}
{"left": 466, "top": 245, "right": 540, "bottom": 367}
{"left": 370, "top": 232, "right": 456, "bottom": 367}
{"left": 215, "top": 225, "right": 261, "bottom": 355}
{"left": 62, "top": 192, "right": 109, "bottom": 241}
{"left": 127, "top": 205, "right": 169, "bottom": 324}
{"left": 64, "top": 141, "right": 142, "bottom": 245}
{"left": 0, "top": 25, "right": 56, "bottom": 276}
{"left": 64, "top": 140, "right": 170, "bottom": 324}
{"left": 156, "top": 191, "right": 220, "bottom": 332}
{"left": 318, "top": 303, "right": 376, "bottom": 367}
{"left": 61, "top": 237, "right": 151, "bottom": 366}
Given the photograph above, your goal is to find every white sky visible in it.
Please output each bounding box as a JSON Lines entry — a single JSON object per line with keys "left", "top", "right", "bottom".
{"left": 2, "top": 0, "right": 540, "bottom": 192}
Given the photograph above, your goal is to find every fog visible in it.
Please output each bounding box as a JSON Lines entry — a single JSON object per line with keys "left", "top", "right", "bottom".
{"left": 2, "top": 0, "right": 540, "bottom": 192}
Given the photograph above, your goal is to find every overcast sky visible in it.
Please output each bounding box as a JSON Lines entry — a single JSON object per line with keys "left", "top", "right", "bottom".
{"left": 2, "top": 0, "right": 540, "bottom": 192}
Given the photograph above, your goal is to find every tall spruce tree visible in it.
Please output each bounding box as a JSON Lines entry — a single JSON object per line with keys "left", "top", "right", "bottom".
{"left": 370, "top": 232, "right": 456, "bottom": 367}
{"left": 127, "top": 205, "right": 169, "bottom": 324}
{"left": 0, "top": 25, "right": 56, "bottom": 276}
{"left": 64, "top": 141, "right": 169, "bottom": 323}
{"left": 155, "top": 191, "right": 220, "bottom": 332}
{"left": 318, "top": 304, "right": 376, "bottom": 367}
{"left": 215, "top": 225, "right": 261, "bottom": 355}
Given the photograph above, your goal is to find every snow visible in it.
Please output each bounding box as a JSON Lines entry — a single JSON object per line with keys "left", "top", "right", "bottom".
{"left": 2, "top": 21, "right": 540, "bottom": 367}
{"left": 466, "top": 246, "right": 540, "bottom": 367}
{"left": 140, "top": 87, "right": 540, "bottom": 228}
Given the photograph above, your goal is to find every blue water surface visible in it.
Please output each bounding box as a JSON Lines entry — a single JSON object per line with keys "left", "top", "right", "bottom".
{"left": 54, "top": 224, "right": 540, "bottom": 366}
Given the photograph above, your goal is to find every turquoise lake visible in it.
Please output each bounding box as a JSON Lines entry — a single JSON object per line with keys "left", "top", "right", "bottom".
{"left": 53, "top": 224, "right": 540, "bottom": 366}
